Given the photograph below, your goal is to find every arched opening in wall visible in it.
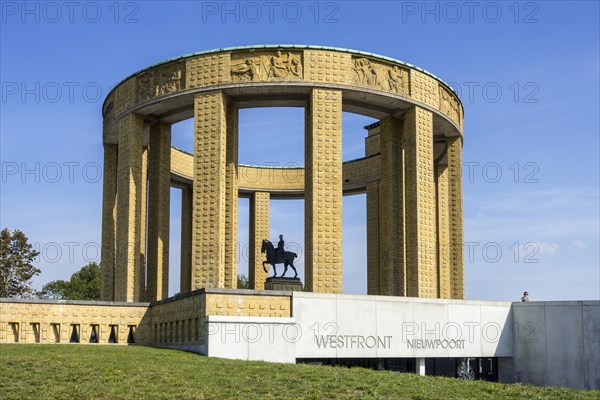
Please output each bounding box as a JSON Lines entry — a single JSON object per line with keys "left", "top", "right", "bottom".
{"left": 238, "top": 107, "right": 304, "bottom": 167}
{"left": 170, "top": 118, "right": 194, "bottom": 154}
{"left": 270, "top": 199, "right": 304, "bottom": 281}
{"left": 342, "top": 112, "right": 378, "bottom": 162}
{"left": 237, "top": 197, "right": 250, "bottom": 287}
{"left": 342, "top": 193, "right": 367, "bottom": 294}
{"left": 168, "top": 187, "right": 182, "bottom": 297}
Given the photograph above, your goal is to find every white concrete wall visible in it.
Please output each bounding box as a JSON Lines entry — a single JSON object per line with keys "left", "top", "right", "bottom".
{"left": 292, "top": 292, "right": 513, "bottom": 359}
{"left": 508, "top": 301, "right": 600, "bottom": 390}
{"left": 197, "top": 294, "right": 599, "bottom": 390}
{"left": 205, "top": 316, "right": 296, "bottom": 363}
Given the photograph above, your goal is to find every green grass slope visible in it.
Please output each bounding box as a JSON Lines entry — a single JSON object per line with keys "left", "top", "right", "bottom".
{"left": 0, "top": 345, "right": 596, "bottom": 400}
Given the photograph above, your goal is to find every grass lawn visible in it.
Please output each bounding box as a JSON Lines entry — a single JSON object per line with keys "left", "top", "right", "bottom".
{"left": 0, "top": 345, "right": 596, "bottom": 400}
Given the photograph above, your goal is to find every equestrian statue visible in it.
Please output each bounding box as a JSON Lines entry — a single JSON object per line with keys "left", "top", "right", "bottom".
{"left": 261, "top": 234, "right": 298, "bottom": 278}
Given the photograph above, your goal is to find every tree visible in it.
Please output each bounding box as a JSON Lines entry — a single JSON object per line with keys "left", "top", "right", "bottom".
{"left": 237, "top": 274, "right": 249, "bottom": 289}
{"left": 0, "top": 228, "right": 41, "bottom": 298}
{"left": 41, "top": 262, "right": 100, "bottom": 300}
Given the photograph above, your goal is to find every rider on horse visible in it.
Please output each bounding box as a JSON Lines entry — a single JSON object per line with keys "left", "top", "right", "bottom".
{"left": 276, "top": 234, "right": 284, "bottom": 262}
{"left": 261, "top": 236, "right": 298, "bottom": 278}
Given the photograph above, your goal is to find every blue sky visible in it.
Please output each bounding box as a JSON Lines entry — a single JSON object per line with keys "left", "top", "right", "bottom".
{"left": 1, "top": 1, "right": 598, "bottom": 301}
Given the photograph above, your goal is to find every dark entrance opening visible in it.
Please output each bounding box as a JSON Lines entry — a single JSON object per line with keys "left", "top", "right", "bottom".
{"left": 297, "top": 358, "right": 416, "bottom": 373}
{"left": 297, "top": 357, "right": 498, "bottom": 382}
{"left": 426, "top": 358, "right": 498, "bottom": 381}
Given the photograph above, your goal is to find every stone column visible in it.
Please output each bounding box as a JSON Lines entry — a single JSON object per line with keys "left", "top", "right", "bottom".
{"left": 224, "top": 106, "right": 238, "bottom": 289}
{"left": 378, "top": 116, "right": 406, "bottom": 296}
{"left": 249, "top": 192, "right": 270, "bottom": 289}
{"left": 192, "top": 91, "right": 227, "bottom": 289}
{"left": 436, "top": 162, "right": 451, "bottom": 298}
{"left": 146, "top": 122, "right": 171, "bottom": 301}
{"left": 100, "top": 144, "right": 117, "bottom": 301}
{"left": 115, "top": 113, "right": 144, "bottom": 302}
{"left": 366, "top": 182, "right": 380, "bottom": 295}
{"left": 305, "top": 89, "right": 343, "bottom": 293}
{"left": 138, "top": 147, "right": 148, "bottom": 301}
{"left": 404, "top": 107, "right": 438, "bottom": 298}
{"left": 447, "top": 136, "right": 464, "bottom": 299}
{"left": 180, "top": 187, "right": 192, "bottom": 293}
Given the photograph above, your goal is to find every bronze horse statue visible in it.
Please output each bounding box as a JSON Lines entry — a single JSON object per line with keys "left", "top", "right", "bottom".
{"left": 261, "top": 240, "right": 298, "bottom": 278}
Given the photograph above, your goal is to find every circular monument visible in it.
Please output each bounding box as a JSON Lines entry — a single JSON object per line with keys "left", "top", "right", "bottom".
{"left": 99, "top": 45, "right": 465, "bottom": 303}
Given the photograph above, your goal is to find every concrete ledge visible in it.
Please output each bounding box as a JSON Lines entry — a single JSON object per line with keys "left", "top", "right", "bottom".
{"left": 0, "top": 298, "right": 150, "bottom": 307}
{"left": 512, "top": 300, "right": 600, "bottom": 306}
{"left": 207, "top": 316, "right": 295, "bottom": 324}
{"left": 149, "top": 287, "right": 294, "bottom": 306}
{"left": 292, "top": 291, "right": 513, "bottom": 307}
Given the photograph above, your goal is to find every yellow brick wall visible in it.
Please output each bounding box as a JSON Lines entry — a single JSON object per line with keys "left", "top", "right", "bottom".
{"left": 0, "top": 300, "right": 150, "bottom": 345}
{"left": 304, "top": 49, "right": 351, "bottom": 84}
{"left": 249, "top": 192, "right": 270, "bottom": 289}
{"left": 204, "top": 293, "right": 291, "bottom": 318}
{"left": 350, "top": 56, "right": 410, "bottom": 96}
{"left": 115, "top": 113, "right": 144, "bottom": 302}
{"left": 172, "top": 148, "right": 381, "bottom": 195}
{"left": 411, "top": 70, "right": 440, "bottom": 109}
{"left": 305, "top": 89, "right": 343, "bottom": 293}
{"left": 104, "top": 47, "right": 464, "bottom": 145}
{"left": 343, "top": 155, "right": 381, "bottom": 191}
{"left": 366, "top": 182, "right": 380, "bottom": 295}
{"left": 186, "top": 53, "right": 230, "bottom": 88}
{"left": 139, "top": 147, "right": 148, "bottom": 301}
{"left": 436, "top": 163, "right": 451, "bottom": 298}
{"left": 404, "top": 107, "right": 438, "bottom": 298}
{"left": 439, "top": 85, "right": 462, "bottom": 129}
{"left": 99, "top": 47, "right": 466, "bottom": 300}
{"left": 150, "top": 293, "right": 204, "bottom": 345}
{"left": 447, "top": 137, "right": 465, "bottom": 299}
{"left": 1, "top": 291, "right": 293, "bottom": 347}
{"left": 192, "top": 92, "right": 227, "bottom": 289}
{"left": 150, "top": 292, "right": 291, "bottom": 346}
{"left": 238, "top": 165, "right": 304, "bottom": 192}
{"left": 100, "top": 144, "right": 117, "bottom": 301}
{"left": 113, "top": 78, "right": 136, "bottom": 117}
{"left": 170, "top": 147, "right": 194, "bottom": 179}
{"left": 230, "top": 50, "right": 304, "bottom": 82}
{"left": 365, "top": 132, "right": 380, "bottom": 157}
{"left": 180, "top": 188, "right": 193, "bottom": 294}
{"left": 379, "top": 116, "right": 406, "bottom": 296}
{"left": 147, "top": 122, "right": 171, "bottom": 301}
{"left": 224, "top": 107, "right": 239, "bottom": 289}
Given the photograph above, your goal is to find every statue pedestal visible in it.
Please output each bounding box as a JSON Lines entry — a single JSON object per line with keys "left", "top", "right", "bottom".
{"left": 265, "top": 277, "right": 303, "bottom": 292}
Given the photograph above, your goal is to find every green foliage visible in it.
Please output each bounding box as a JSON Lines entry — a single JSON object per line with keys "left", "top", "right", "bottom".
{"left": 0, "top": 228, "right": 41, "bottom": 298}
{"left": 237, "top": 274, "right": 249, "bottom": 289}
{"left": 41, "top": 262, "right": 100, "bottom": 300}
{"left": 0, "top": 345, "right": 597, "bottom": 400}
